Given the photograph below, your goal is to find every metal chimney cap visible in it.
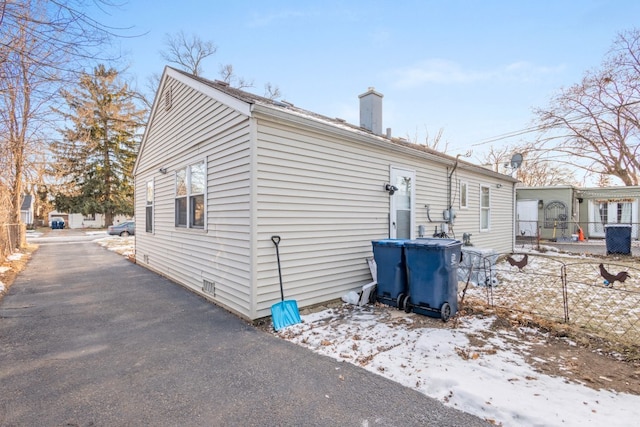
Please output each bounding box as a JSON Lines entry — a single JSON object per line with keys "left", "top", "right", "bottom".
{"left": 358, "top": 87, "right": 384, "bottom": 99}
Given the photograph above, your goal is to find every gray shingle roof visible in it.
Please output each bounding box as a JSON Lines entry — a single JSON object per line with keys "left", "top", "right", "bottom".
{"left": 21, "top": 194, "right": 32, "bottom": 211}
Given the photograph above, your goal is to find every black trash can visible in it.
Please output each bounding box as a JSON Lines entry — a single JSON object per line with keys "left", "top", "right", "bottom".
{"left": 605, "top": 224, "right": 632, "bottom": 255}
{"left": 371, "top": 239, "right": 409, "bottom": 308}
{"left": 403, "top": 238, "right": 462, "bottom": 321}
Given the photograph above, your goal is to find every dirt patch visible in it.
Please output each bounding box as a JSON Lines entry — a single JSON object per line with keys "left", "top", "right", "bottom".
{"left": 458, "top": 304, "right": 640, "bottom": 396}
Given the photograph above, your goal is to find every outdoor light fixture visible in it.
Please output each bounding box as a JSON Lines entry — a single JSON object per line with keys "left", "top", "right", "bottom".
{"left": 384, "top": 183, "right": 398, "bottom": 195}
{"left": 496, "top": 183, "right": 502, "bottom": 188}
{"left": 159, "top": 168, "right": 168, "bottom": 174}
{"left": 538, "top": 200, "right": 544, "bottom": 209}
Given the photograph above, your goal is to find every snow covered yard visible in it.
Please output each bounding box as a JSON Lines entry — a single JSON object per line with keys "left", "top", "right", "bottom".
{"left": 276, "top": 304, "right": 640, "bottom": 426}
{"left": 95, "top": 236, "right": 640, "bottom": 425}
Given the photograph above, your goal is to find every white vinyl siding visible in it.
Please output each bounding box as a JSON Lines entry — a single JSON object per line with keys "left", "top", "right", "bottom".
{"left": 134, "top": 75, "right": 253, "bottom": 319}
{"left": 252, "top": 116, "right": 513, "bottom": 318}
{"left": 135, "top": 69, "right": 515, "bottom": 321}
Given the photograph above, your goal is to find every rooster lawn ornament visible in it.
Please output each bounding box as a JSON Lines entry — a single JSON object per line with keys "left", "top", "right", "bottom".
{"left": 598, "top": 263, "right": 630, "bottom": 286}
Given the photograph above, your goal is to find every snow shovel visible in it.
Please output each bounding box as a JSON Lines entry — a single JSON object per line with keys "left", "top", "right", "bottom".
{"left": 270, "top": 236, "right": 301, "bottom": 331}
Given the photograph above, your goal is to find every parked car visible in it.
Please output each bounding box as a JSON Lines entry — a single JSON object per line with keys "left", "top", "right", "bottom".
{"left": 108, "top": 221, "right": 135, "bottom": 236}
{"left": 50, "top": 217, "right": 65, "bottom": 229}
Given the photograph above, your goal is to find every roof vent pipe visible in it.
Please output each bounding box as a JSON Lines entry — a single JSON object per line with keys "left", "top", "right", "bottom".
{"left": 359, "top": 87, "right": 383, "bottom": 135}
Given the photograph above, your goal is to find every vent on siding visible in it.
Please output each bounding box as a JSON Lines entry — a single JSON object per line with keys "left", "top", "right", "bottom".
{"left": 202, "top": 279, "right": 216, "bottom": 296}
{"left": 143, "top": 254, "right": 149, "bottom": 264}
{"left": 164, "top": 86, "right": 173, "bottom": 111}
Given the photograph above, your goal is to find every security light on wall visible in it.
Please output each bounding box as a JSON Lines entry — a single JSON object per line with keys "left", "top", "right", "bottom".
{"left": 538, "top": 200, "right": 544, "bottom": 209}
{"left": 384, "top": 183, "right": 398, "bottom": 195}
{"left": 159, "top": 168, "right": 168, "bottom": 174}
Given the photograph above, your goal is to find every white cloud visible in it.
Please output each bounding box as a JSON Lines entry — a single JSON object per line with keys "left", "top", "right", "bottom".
{"left": 391, "top": 59, "right": 565, "bottom": 88}
{"left": 247, "top": 9, "right": 308, "bottom": 27}
{"left": 504, "top": 61, "right": 566, "bottom": 82}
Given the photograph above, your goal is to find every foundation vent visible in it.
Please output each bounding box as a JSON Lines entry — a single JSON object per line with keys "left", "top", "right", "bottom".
{"left": 202, "top": 279, "right": 216, "bottom": 297}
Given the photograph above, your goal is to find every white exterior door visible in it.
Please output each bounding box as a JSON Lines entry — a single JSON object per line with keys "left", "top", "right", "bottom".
{"left": 390, "top": 167, "right": 416, "bottom": 239}
{"left": 516, "top": 200, "right": 539, "bottom": 236}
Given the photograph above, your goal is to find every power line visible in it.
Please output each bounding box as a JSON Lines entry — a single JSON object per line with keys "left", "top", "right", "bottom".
{"left": 468, "top": 101, "right": 640, "bottom": 147}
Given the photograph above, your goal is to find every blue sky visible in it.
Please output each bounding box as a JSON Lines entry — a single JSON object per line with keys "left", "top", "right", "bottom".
{"left": 101, "top": 0, "right": 640, "bottom": 163}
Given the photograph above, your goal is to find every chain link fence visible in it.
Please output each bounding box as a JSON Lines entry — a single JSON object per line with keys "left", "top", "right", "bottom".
{"left": 460, "top": 252, "right": 640, "bottom": 349}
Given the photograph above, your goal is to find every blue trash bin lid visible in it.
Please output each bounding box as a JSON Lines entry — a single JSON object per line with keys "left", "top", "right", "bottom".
{"left": 372, "top": 239, "right": 408, "bottom": 247}
{"left": 404, "top": 238, "right": 461, "bottom": 249}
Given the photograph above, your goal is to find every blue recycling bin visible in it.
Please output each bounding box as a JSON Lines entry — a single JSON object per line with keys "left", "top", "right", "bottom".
{"left": 605, "top": 224, "right": 632, "bottom": 255}
{"left": 403, "top": 238, "right": 462, "bottom": 321}
{"left": 371, "top": 239, "right": 409, "bottom": 308}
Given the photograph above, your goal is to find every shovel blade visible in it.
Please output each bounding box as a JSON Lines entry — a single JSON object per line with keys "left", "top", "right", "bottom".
{"left": 271, "top": 300, "right": 301, "bottom": 331}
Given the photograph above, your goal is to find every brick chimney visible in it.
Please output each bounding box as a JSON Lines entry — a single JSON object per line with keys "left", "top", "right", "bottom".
{"left": 359, "top": 87, "right": 383, "bottom": 135}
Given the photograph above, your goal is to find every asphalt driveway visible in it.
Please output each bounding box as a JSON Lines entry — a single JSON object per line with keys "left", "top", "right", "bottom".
{"left": 0, "top": 237, "right": 488, "bottom": 426}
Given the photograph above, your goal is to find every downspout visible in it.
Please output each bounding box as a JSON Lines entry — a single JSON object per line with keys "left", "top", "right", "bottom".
{"left": 512, "top": 181, "right": 517, "bottom": 252}
{"left": 447, "top": 154, "right": 462, "bottom": 220}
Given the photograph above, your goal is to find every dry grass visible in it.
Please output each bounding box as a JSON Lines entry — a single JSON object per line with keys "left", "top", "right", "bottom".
{"left": 0, "top": 243, "right": 38, "bottom": 299}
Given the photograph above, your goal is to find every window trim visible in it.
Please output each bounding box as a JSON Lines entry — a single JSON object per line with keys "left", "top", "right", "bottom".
{"left": 459, "top": 180, "right": 468, "bottom": 209}
{"left": 146, "top": 179, "right": 154, "bottom": 233}
{"left": 480, "top": 184, "right": 491, "bottom": 232}
{"left": 174, "top": 160, "right": 206, "bottom": 230}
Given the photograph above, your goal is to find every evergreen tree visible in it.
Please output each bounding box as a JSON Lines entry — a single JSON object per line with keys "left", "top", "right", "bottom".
{"left": 52, "top": 65, "right": 145, "bottom": 226}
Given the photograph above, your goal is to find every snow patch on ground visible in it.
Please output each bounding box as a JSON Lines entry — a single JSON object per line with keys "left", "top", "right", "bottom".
{"left": 7, "top": 253, "right": 23, "bottom": 261}
{"left": 94, "top": 235, "right": 135, "bottom": 257}
{"left": 87, "top": 236, "right": 640, "bottom": 425}
{"left": 278, "top": 307, "right": 640, "bottom": 426}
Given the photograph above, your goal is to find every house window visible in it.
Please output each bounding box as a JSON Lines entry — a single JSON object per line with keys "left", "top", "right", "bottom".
{"left": 83, "top": 213, "right": 96, "bottom": 221}
{"left": 175, "top": 162, "right": 206, "bottom": 229}
{"left": 480, "top": 185, "right": 490, "bottom": 231}
{"left": 460, "top": 180, "right": 468, "bottom": 209}
{"left": 190, "top": 162, "right": 205, "bottom": 228}
{"left": 146, "top": 180, "right": 153, "bottom": 233}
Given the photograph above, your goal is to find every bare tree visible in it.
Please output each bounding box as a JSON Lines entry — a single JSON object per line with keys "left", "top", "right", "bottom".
{"left": 161, "top": 31, "right": 217, "bottom": 77}
{"left": 406, "top": 126, "right": 449, "bottom": 152}
{"left": 480, "top": 143, "right": 576, "bottom": 186}
{"left": 0, "top": 0, "right": 122, "bottom": 226}
{"left": 534, "top": 29, "right": 640, "bottom": 186}
{"left": 218, "top": 63, "right": 253, "bottom": 89}
{"left": 263, "top": 82, "right": 282, "bottom": 100}
{"left": 157, "top": 32, "right": 281, "bottom": 99}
